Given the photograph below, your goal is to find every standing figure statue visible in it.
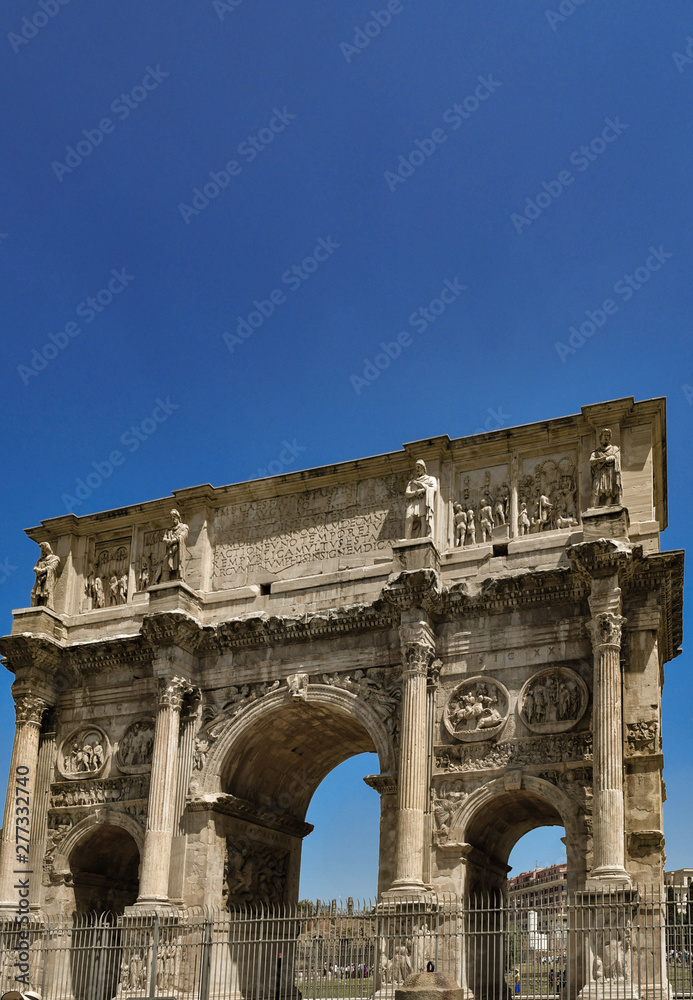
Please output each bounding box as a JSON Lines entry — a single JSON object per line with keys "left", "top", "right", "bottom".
{"left": 590, "top": 427, "right": 622, "bottom": 507}
{"left": 31, "top": 541, "right": 60, "bottom": 610}
{"left": 453, "top": 503, "right": 467, "bottom": 546}
{"left": 404, "top": 460, "right": 438, "bottom": 539}
{"left": 465, "top": 506, "right": 476, "bottom": 545}
{"left": 163, "top": 509, "right": 189, "bottom": 581}
{"left": 480, "top": 496, "right": 494, "bottom": 542}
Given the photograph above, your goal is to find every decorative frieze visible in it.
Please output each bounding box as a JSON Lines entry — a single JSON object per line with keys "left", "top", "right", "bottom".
{"left": 435, "top": 733, "right": 593, "bottom": 772}
{"left": 51, "top": 774, "right": 150, "bottom": 808}
{"left": 626, "top": 720, "right": 659, "bottom": 756}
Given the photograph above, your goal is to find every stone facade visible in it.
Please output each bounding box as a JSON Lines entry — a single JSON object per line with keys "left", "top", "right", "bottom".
{"left": 0, "top": 396, "right": 682, "bottom": 920}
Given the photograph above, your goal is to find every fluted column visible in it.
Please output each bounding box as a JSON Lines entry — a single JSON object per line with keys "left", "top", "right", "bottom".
{"left": 136, "top": 676, "right": 192, "bottom": 906}
{"left": 390, "top": 619, "right": 435, "bottom": 892}
{"left": 0, "top": 694, "right": 49, "bottom": 912}
{"left": 588, "top": 611, "right": 629, "bottom": 882}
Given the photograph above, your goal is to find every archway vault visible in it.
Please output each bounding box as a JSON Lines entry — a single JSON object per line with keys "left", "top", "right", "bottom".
{"left": 448, "top": 775, "right": 584, "bottom": 889}
{"left": 203, "top": 683, "right": 396, "bottom": 820}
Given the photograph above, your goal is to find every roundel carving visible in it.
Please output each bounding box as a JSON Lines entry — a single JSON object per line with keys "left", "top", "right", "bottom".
{"left": 519, "top": 667, "right": 588, "bottom": 734}
{"left": 116, "top": 719, "right": 156, "bottom": 772}
{"left": 58, "top": 726, "right": 109, "bottom": 780}
{"left": 444, "top": 676, "right": 509, "bottom": 742}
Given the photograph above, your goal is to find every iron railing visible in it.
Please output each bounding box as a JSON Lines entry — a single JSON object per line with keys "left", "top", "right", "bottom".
{"left": 0, "top": 890, "right": 690, "bottom": 1000}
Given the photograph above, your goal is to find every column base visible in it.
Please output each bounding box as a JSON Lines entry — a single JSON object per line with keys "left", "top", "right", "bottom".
{"left": 587, "top": 866, "right": 632, "bottom": 887}
{"left": 128, "top": 896, "right": 177, "bottom": 913}
{"left": 578, "top": 977, "right": 638, "bottom": 1000}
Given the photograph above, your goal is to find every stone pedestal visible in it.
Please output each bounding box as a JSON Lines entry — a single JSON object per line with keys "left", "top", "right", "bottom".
{"left": 492, "top": 523, "right": 510, "bottom": 543}
{"left": 392, "top": 539, "right": 441, "bottom": 574}
{"left": 396, "top": 971, "right": 468, "bottom": 1000}
{"left": 582, "top": 506, "right": 630, "bottom": 542}
{"left": 576, "top": 890, "right": 639, "bottom": 1000}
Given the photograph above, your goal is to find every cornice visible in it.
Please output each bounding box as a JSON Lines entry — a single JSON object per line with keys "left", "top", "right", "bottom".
{"left": 197, "top": 600, "right": 399, "bottom": 653}
{"left": 443, "top": 566, "right": 588, "bottom": 618}
{"left": 0, "top": 633, "right": 65, "bottom": 677}
{"left": 382, "top": 569, "right": 444, "bottom": 616}
{"left": 188, "top": 792, "right": 314, "bottom": 839}
{"left": 141, "top": 611, "right": 203, "bottom": 655}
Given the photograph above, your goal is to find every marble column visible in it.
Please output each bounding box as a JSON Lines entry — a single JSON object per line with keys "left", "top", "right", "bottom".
{"left": 0, "top": 694, "right": 49, "bottom": 912}
{"left": 587, "top": 610, "right": 629, "bottom": 882}
{"left": 390, "top": 619, "right": 435, "bottom": 893}
{"left": 136, "top": 676, "right": 192, "bottom": 906}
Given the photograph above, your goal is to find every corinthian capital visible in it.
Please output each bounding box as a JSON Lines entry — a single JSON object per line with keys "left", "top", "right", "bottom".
{"left": 15, "top": 694, "right": 49, "bottom": 726}
{"left": 587, "top": 612, "right": 626, "bottom": 650}
{"left": 157, "top": 676, "right": 193, "bottom": 711}
{"left": 399, "top": 620, "right": 436, "bottom": 675}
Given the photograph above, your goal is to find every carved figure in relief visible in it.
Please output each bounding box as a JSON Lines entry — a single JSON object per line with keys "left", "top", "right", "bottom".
{"left": 63, "top": 730, "right": 106, "bottom": 774}
{"left": 118, "top": 721, "right": 155, "bottom": 767}
{"left": 480, "top": 497, "right": 493, "bottom": 542}
{"left": 446, "top": 680, "right": 508, "bottom": 739}
{"left": 164, "top": 509, "right": 189, "bottom": 581}
{"left": 493, "top": 485, "right": 508, "bottom": 526}
{"left": 519, "top": 502, "right": 530, "bottom": 535}
{"left": 453, "top": 503, "right": 467, "bottom": 546}
{"left": 465, "top": 506, "right": 476, "bottom": 545}
{"left": 590, "top": 428, "right": 622, "bottom": 507}
{"left": 287, "top": 672, "right": 309, "bottom": 700}
{"left": 31, "top": 541, "right": 60, "bottom": 609}
{"left": 404, "top": 460, "right": 438, "bottom": 539}
{"left": 533, "top": 493, "right": 554, "bottom": 531}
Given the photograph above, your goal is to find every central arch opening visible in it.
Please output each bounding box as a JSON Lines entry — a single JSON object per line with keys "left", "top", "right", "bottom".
{"left": 218, "top": 695, "right": 390, "bottom": 907}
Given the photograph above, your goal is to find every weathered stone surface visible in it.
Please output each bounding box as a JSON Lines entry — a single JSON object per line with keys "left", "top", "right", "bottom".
{"left": 0, "top": 396, "right": 681, "bottom": 920}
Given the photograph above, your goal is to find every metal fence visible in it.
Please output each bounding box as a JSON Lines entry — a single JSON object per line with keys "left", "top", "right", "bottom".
{"left": 1, "top": 890, "right": 690, "bottom": 1000}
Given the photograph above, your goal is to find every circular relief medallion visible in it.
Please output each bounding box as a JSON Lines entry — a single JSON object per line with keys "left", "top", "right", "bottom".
{"left": 444, "top": 676, "right": 509, "bottom": 742}
{"left": 116, "top": 719, "right": 155, "bottom": 772}
{"left": 58, "top": 726, "right": 109, "bottom": 780}
{"left": 519, "top": 667, "right": 588, "bottom": 734}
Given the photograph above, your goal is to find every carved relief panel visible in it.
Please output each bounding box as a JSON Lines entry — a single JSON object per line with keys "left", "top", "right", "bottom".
{"left": 84, "top": 538, "right": 131, "bottom": 610}
{"left": 518, "top": 455, "right": 579, "bottom": 534}
{"left": 138, "top": 528, "right": 168, "bottom": 591}
{"left": 443, "top": 677, "right": 509, "bottom": 742}
{"left": 116, "top": 720, "right": 155, "bottom": 772}
{"left": 455, "top": 465, "right": 510, "bottom": 547}
{"left": 224, "top": 840, "right": 288, "bottom": 906}
{"left": 57, "top": 726, "right": 110, "bottom": 779}
{"left": 519, "top": 667, "right": 589, "bottom": 733}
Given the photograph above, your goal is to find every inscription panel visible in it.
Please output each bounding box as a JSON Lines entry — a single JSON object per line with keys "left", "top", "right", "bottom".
{"left": 212, "top": 474, "right": 407, "bottom": 587}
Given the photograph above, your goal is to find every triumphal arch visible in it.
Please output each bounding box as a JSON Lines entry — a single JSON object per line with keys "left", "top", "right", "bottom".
{"left": 0, "top": 396, "right": 682, "bottom": 921}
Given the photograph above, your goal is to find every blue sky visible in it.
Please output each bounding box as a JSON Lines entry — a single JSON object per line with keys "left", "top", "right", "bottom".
{"left": 1, "top": 1, "right": 691, "bottom": 901}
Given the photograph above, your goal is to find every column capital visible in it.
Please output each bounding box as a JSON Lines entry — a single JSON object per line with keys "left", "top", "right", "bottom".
{"left": 14, "top": 693, "right": 50, "bottom": 727}
{"left": 399, "top": 619, "right": 436, "bottom": 675}
{"left": 156, "top": 676, "right": 194, "bottom": 711}
{"left": 587, "top": 612, "right": 626, "bottom": 651}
